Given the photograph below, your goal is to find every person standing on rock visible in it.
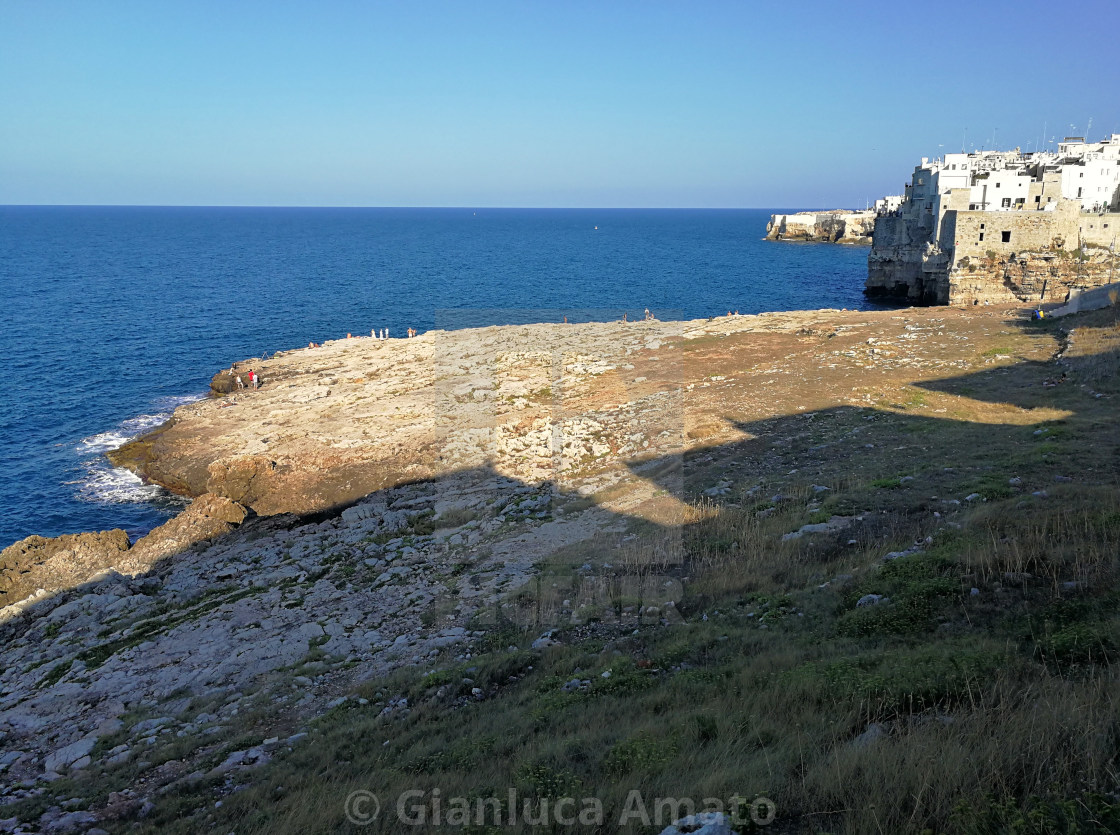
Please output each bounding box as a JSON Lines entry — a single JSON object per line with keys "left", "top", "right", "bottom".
{"left": 235, "top": 374, "right": 244, "bottom": 390}
{"left": 249, "top": 369, "right": 258, "bottom": 389}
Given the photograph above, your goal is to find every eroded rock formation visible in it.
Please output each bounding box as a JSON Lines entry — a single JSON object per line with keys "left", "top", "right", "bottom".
{"left": 0, "top": 495, "right": 248, "bottom": 611}
{"left": 766, "top": 210, "right": 875, "bottom": 245}
{"left": 0, "top": 530, "right": 131, "bottom": 608}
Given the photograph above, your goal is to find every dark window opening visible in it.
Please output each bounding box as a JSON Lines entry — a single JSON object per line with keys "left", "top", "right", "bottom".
{"left": 979, "top": 233, "right": 985, "bottom": 242}
{"left": 1001, "top": 231, "right": 1011, "bottom": 243}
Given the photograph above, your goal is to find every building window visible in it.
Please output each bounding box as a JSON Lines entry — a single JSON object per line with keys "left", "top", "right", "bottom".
{"left": 980, "top": 223, "right": 985, "bottom": 229}
{"left": 979, "top": 233, "right": 985, "bottom": 242}
{"left": 1001, "top": 231, "right": 1011, "bottom": 243}
{"left": 1001, "top": 198, "right": 1011, "bottom": 207}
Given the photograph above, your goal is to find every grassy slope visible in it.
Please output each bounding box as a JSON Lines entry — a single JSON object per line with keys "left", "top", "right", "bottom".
{"left": 59, "top": 309, "right": 1120, "bottom": 833}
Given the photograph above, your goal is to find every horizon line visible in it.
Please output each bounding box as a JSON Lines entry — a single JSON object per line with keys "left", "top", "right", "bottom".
{"left": 0, "top": 203, "right": 861, "bottom": 212}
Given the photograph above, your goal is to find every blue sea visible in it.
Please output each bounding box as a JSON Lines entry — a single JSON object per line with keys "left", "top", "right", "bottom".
{"left": 0, "top": 207, "right": 875, "bottom": 547}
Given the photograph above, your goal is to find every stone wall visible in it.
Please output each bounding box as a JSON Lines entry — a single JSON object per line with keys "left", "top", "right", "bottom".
{"left": 949, "top": 248, "right": 1117, "bottom": 306}
{"left": 766, "top": 210, "right": 875, "bottom": 245}
{"left": 866, "top": 200, "right": 1120, "bottom": 306}
{"left": 948, "top": 204, "right": 1120, "bottom": 305}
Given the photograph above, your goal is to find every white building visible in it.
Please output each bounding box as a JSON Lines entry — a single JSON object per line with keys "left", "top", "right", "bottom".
{"left": 892, "top": 134, "right": 1120, "bottom": 223}
{"left": 1058, "top": 135, "right": 1120, "bottom": 212}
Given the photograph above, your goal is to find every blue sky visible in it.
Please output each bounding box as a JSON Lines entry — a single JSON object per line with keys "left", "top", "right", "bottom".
{"left": 2, "top": 0, "right": 1117, "bottom": 208}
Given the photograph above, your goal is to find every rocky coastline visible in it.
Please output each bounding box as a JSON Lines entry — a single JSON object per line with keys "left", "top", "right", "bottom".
{"left": 0, "top": 304, "right": 1089, "bottom": 831}
{"left": 765, "top": 209, "right": 875, "bottom": 245}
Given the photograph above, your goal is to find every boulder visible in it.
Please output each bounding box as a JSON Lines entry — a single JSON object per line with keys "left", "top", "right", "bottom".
{"left": 206, "top": 456, "right": 278, "bottom": 506}
{"left": 210, "top": 369, "right": 239, "bottom": 395}
{"left": 125, "top": 494, "right": 248, "bottom": 569}
{"left": 43, "top": 736, "right": 97, "bottom": 773}
{"left": 192, "top": 493, "right": 248, "bottom": 525}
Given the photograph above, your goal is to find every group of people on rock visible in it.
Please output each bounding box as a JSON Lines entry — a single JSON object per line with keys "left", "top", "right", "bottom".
{"left": 617, "top": 309, "right": 661, "bottom": 323}
{"left": 305, "top": 327, "right": 423, "bottom": 346}
{"left": 233, "top": 369, "right": 261, "bottom": 390}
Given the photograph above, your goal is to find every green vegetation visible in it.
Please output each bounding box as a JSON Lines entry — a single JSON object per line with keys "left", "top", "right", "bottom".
{"left": 980, "top": 345, "right": 1013, "bottom": 358}
{"left": 20, "top": 306, "right": 1120, "bottom": 835}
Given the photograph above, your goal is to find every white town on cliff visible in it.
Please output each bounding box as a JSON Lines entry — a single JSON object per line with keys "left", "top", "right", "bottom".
{"left": 771, "top": 133, "right": 1120, "bottom": 307}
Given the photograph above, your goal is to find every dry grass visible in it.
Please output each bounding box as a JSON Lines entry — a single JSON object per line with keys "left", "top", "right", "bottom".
{"left": 30, "top": 308, "right": 1120, "bottom": 835}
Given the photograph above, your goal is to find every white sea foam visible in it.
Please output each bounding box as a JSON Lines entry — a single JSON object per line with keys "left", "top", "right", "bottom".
{"left": 74, "top": 392, "right": 206, "bottom": 504}
{"left": 73, "top": 464, "right": 167, "bottom": 504}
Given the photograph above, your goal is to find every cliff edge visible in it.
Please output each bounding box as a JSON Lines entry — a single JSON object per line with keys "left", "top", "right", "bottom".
{"left": 4, "top": 304, "right": 1118, "bottom": 834}
{"left": 765, "top": 210, "right": 875, "bottom": 245}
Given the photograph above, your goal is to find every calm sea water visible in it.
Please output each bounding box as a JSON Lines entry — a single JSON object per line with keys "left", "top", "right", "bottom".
{"left": 0, "top": 207, "right": 874, "bottom": 547}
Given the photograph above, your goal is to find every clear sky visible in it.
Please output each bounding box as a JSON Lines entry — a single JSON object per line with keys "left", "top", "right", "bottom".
{"left": 2, "top": 0, "right": 1117, "bottom": 208}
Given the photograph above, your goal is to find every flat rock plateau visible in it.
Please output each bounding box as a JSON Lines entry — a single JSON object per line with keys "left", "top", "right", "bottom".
{"left": 0, "top": 305, "right": 1094, "bottom": 832}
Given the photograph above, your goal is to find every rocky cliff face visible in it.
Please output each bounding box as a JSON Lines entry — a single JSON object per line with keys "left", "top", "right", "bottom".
{"left": 766, "top": 210, "right": 876, "bottom": 245}
{"left": 864, "top": 214, "right": 948, "bottom": 304}
{"left": 0, "top": 495, "right": 248, "bottom": 612}
{"left": 867, "top": 227, "right": 1118, "bottom": 306}
{"left": 866, "top": 202, "right": 1120, "bottom": 306}
{"left": 948, "top": 250, "right": 1117, "bottom": 306}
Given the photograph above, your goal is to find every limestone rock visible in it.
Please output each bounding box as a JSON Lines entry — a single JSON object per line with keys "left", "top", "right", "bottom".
{"left": 206, "top": 456, "right": 278, "bottom": 506}
{"left": 766, "top": 210, "right": 875, "bottom": 245}
{"left": 43, "top": 736, "right": 96, "bottom": 773}
{"left": 0, "top": 529, "right": 131, "bottom": 607}
{"left": 125, "top": 494, "right": 247, "bottom": 569}
{"left": 192, "top": 493, "right": 249, "bottom": 525}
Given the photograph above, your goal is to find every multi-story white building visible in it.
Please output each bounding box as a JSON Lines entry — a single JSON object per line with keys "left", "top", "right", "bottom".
{"left": 867, "top": 133, "right": 1120, "bottom": 306}
{"left": 888, "top": 134, "right": 1120, "bottom": 220}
